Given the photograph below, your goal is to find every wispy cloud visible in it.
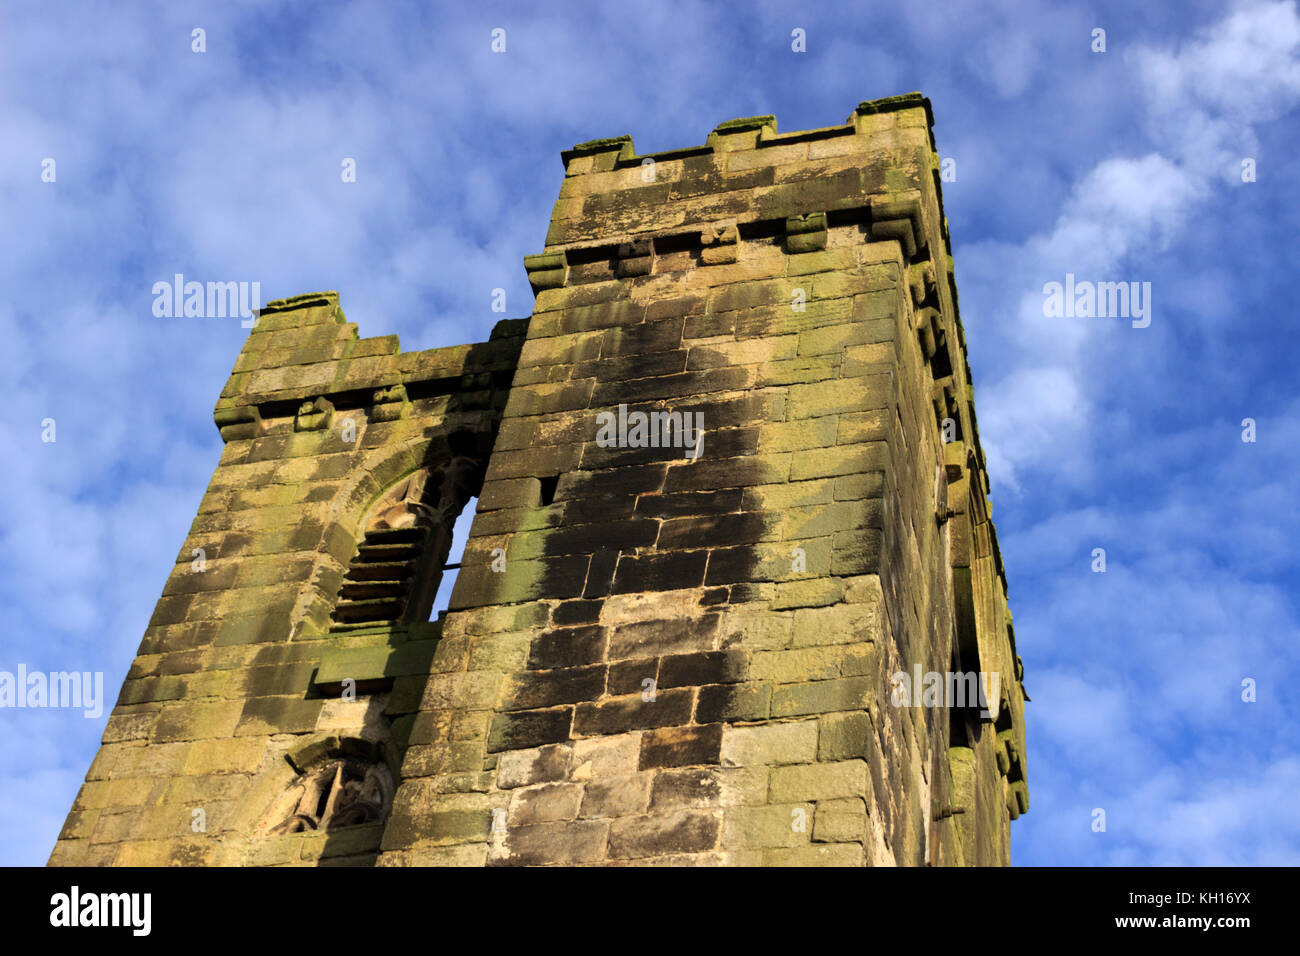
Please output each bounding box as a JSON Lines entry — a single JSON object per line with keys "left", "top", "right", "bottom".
{"left": 961, "top": 0, "right": 1300, "bottom": 491}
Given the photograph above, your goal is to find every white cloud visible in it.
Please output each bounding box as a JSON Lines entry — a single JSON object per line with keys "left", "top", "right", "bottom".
{"left": 962, "top": 1, "right": 1300, "bottom": 491}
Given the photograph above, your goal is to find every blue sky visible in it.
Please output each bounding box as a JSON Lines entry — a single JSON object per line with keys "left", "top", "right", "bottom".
{"left": 2, "top": 0, "right": 1297, "bottom": 866}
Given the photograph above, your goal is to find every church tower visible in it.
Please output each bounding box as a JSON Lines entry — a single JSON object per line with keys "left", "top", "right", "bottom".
{"left": 51, "top": 93, "right": 1027, "bottom": 867}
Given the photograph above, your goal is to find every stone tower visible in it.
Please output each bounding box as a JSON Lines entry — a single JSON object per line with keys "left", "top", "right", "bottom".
{"left": 51, "top": 93, "right": 1028, "bottom": 867}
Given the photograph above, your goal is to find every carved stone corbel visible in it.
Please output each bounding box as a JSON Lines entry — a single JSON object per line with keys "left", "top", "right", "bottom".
{"left": 785, "top": 211, "right": 828, "bottom": 253}
{"left": 294, "top": 396, "right": 334, "bottom": 432}
{"left": 214, "top": 403, "right": 263, "bottom": 442}
{"left": 371, "top": 383, "right": 409, "bottom": 423}
{"left": 524, "top": 251, "right": 568, "bottom": 293}
{"left": 615, "top": 238, "right": 655, "bottom": 277}
{"left": 701, "top": 220, "right": 740, "bottom": 264}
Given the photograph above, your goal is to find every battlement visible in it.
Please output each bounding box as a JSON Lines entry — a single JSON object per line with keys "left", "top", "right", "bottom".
{"left": 547, "top": 94, "right": 942, "bottom": 252}
{"left": 530, "top": 94, "right": 1005, "bottom": 603}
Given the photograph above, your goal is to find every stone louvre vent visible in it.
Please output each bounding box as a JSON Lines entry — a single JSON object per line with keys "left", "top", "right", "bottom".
{"left": 332, "top": 527, "right": 429, "bottom": 629}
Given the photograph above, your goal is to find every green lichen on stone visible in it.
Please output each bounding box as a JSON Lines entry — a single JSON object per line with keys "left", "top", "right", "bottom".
{"left": 262, "top": 290, "right": 340, "bottom": 313}
{"left": 571, "top": 134, "right": 632, "bottom": 152}
{"left": 854, "top": 91, "right": 930, "bottom": 119}
{"left": 713, "top": 115, "right": 777, "bottom": 134}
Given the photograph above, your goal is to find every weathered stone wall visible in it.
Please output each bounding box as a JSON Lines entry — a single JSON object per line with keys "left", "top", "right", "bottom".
{"left": 51, "top": 93, "right": 1027, "bottom": 868}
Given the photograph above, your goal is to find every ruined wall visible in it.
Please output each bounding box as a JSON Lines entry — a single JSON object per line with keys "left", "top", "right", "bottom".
{"left": 51, "top": 93, "right": 1027, "bottom": 868}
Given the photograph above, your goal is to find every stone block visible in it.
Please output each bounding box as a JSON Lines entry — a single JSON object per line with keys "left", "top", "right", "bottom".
{"left": 507, "top": 782, "right": 584, "bottom": 826}
{"left": 768, "top": 760, "right": 868, "bottom": 802}
{"left": 723, "top": 804, "right": 814, "bottom": 848}
{"left": 770, "top": 677, "right": 872, "bottom": 718}
{"left": 489, "top": 820, "right": 610, "bottom": 867}
{"left": 495, "top": 743, "right": 572, "bottom": 789}
{"left": 638, "top": 723, "right": 724, "bottom": 769}
{"left": 608, "top": 809, "right": 720, "bottom": 860}
{"left": 720, "top": 720, "right": 818, "bottom": 768}
{"left": 579, "top": 773, "right": 654, "bottom": 819}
